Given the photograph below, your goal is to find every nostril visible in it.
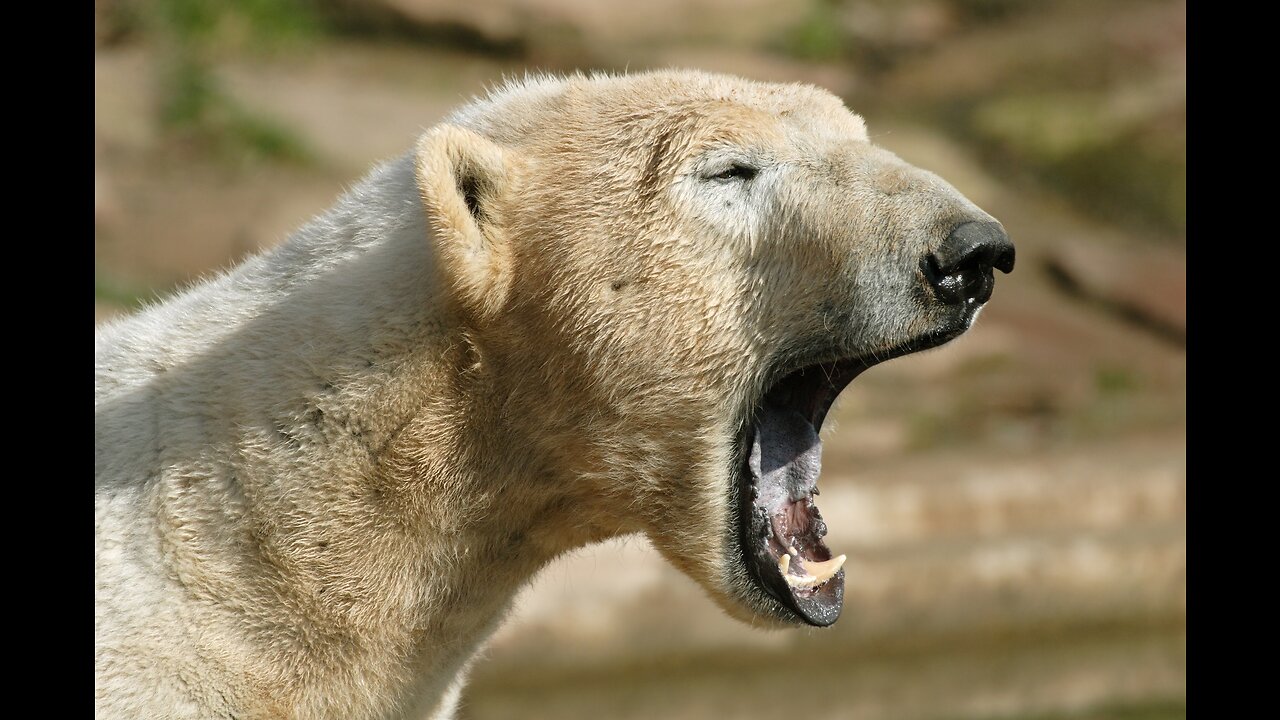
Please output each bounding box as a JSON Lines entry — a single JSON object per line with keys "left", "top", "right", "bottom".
{"left": 926, "top": 220, "right": 1015, "bottom": 305}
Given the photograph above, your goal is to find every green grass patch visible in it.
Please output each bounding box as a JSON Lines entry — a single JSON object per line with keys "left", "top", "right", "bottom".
{"left": 956, "top": 352, "right": 1016, "bottom": 377}
{"left": 778, "top": 0, "right": 846, "bottom": 61}
{"left": 1094, "top": 365, "right": 1139, "bottom": 396}
{"left": 968, "top": 92, "right": 1185, "bottom": 237}
{"left": 132, "top": 0, "right": 321, "bottom": 164}
{"left": 95, "top": 272, "right": 162, "bottom": 310}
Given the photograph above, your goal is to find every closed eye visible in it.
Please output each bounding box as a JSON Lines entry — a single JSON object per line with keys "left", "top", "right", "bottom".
{"left": 707, "top": 164, "right": 759, "bottom": 182}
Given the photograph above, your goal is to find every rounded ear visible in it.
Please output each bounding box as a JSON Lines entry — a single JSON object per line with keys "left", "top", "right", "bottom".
{"left": 415, "top": 124, "right": 516, "bottom": 323}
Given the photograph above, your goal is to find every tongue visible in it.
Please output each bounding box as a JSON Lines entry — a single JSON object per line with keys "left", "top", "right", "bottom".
{"left": 748, "top": 400, "right": 822, "bottom": 509}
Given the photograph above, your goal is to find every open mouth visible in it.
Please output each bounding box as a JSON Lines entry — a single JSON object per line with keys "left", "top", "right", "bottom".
{"left": 734, "top": 330, "right": 961, "bottom": 627}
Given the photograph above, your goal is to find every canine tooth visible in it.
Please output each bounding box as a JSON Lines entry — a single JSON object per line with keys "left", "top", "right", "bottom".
{"left": 778, "top": 553, "right": 791, "bottom": 576}
{"left": 787, "top": 546, "right": 798, "bottom": 557}
{"left": 805, "top": 555, "right": 846, "bottom": 581}
{"left": 781, "top": 554, "right": 847, "bottom": 589}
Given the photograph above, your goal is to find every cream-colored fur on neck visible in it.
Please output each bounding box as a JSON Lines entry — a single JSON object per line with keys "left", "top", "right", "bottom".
{"left": 97, "top": 77, "right": 657, "bottom": 718}
{"left": 96, "top": 153, "right": 512, "bottom": 718}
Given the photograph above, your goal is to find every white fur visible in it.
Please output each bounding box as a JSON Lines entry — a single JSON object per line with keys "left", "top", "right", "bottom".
{"left": 96, "top": 70, "right": 998, "bottom": 718}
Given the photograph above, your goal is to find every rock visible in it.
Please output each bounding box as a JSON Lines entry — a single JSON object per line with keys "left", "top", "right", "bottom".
{"left": 326, "top": 0, "right": 807, "bottom": 61}
{"left": 1044, "top": 239, "right": 1186, "bottom": 345}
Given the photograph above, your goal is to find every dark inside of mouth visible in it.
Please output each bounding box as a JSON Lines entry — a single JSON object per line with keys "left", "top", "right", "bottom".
{"left": 741, "top": 359, "right": 866, "bottom": 627}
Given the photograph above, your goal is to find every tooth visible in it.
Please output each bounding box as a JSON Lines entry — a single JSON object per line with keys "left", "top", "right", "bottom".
{"left": 804, "top": 555, "right": 846, "bottom": 580}
{"left": 787, "top": 546, "right": 798, "bottom": 557}
{"left": 778, "top": 553, "right": 791, "bottom": 576}
{"left": 782, "top": 554, "right": 847, "bottom": 589}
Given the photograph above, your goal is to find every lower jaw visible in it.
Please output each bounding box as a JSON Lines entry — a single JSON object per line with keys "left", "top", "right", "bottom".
{"left": 735, "top": 413, "right": 853, "bottom": 626}
{"left": 755, "top": 562, "right": 847, "bottom": 627}
{"left": 730, "top": 323, "right": 975, "bottom": 626}
{"left": 737, "top": 458, "right": 848, "bottom": 626}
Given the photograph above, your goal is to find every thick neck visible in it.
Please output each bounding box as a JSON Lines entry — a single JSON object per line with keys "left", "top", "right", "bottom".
{"left": 95, "top": 154, "right": 610, "bottom": 716}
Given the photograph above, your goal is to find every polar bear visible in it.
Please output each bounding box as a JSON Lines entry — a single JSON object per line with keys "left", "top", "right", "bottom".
{"left": 95, "top": 69, "right": 1013, "bottom": 718}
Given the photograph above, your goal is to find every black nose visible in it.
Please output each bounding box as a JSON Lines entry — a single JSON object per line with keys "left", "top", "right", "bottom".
{"left": 924, "top": 221, "right": 1015, "bottom": 305}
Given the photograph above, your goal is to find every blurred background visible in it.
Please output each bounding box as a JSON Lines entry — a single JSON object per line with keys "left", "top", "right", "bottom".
{"left": 94, "top": 1, "right": 1186, "bottom": 718}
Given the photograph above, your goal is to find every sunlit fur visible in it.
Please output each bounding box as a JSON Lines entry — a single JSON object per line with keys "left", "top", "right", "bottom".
{"left": 96, "top": 69, "right": 997, "bottom": 718}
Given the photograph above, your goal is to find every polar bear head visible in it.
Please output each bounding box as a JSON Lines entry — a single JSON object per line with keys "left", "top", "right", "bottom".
{"left": 415, "top": 70, "right": 1012, "bottom": 628}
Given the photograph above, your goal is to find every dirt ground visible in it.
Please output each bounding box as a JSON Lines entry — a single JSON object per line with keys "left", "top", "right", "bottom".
{"left": 95, "top": 3, "right": 1185, "bottom": 717}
